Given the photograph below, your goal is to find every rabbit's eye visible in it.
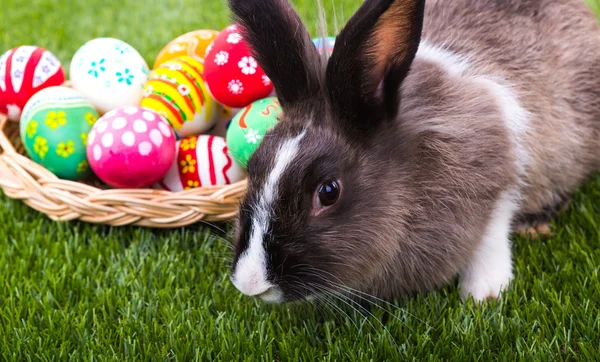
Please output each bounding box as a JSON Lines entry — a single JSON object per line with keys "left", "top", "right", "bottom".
{"left": 317, "top": 181, "right": 340, "bottom": 207}
{"left": 313, "top": 180, "right": 342, "bottom": 216}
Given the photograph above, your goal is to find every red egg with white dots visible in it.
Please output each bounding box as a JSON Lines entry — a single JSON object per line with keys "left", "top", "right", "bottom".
{"left": 86, "top": 106, "right": 177, "bottom": 189}
{"left": 203, "top": 24, "right": 274, "bottom": 108}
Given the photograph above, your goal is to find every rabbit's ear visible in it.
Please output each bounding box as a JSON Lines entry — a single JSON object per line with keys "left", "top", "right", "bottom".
{"left": 327, "top": 0, "right": 425, "bottom": 135}
{"left": 229, "top": 0, "right": 323, "bottom": 109}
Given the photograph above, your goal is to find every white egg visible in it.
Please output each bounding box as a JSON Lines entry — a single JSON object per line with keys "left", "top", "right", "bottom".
{"left": 70, "top": 38, "right": 150, "bottom": 114}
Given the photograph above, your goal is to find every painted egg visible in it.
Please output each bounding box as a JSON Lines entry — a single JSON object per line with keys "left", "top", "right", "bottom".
{"left": 312, "top": 36, "right": 336, "bottom": 55}
{"left": 204, "top": 24, "right": 273, "bottom": 108}
{"left": 141, "top": 56, "right": 220, "bottom": 138}
{"left": 154, "top": 29, "right": 219, "bottom": 68}
{"left": 20, "top": 86, "right": 97, "bottom": 180}
{"left": 70, "top": 38, "right": 150, "bottom": 115}
{"left": 158, "top": 135, "right": 245, "bottom": 192}
{"left": 0, "top": 46, "right": 65, "bottom": 121}
{"left": 86, "top": 106, "right": 176, "bottom": 188}
{"left": 226, "top": 97, "right": 281, "bottom": 168}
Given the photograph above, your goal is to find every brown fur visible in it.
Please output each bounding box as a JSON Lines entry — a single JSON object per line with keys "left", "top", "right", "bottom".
{"left": 422, "top": 0, "right": 600, "bottom": 216}
{"left": 368, "top": 0, "right": 600, "bottom": 297}
{"left": 229, "top": 0, "right": 600, "bottom": 302}
{"left": 371, "top": 0, "right": 423, "bottom": 79}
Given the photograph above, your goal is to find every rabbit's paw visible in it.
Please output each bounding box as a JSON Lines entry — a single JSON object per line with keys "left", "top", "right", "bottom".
{"left": 515, "top": 223, "right": 551, "bottom": 239}
{"left": 459, "top": 262, "right": 513, "bottom": 301}
{"left": 460, "top": 193, "right": 515, "bottom": 301}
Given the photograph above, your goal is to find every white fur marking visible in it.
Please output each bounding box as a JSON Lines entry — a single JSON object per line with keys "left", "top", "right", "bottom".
{"left": 459, "top": 190, "right": 517, "bottom": 300}
{"left": 416, "top": 41, "right": 471, "bottom": 76}
{"left": 475, "top": 76, "right": 532, "bottom": 177}
{"left": 232, "top": 130, "right": 307, "bottom": 301}
{"left": 460, "top": 78, "right": 530, "bottom": 300}
{"left": 418, "top": 42, "right": 533, "bottom": 300}
{"left": 416, "top": 41, "right": 533, "bottom": 179}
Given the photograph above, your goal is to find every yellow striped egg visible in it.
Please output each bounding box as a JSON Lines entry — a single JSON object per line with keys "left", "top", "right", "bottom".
{"left": 141, "top": 56, "right": 221, "bottom": 138}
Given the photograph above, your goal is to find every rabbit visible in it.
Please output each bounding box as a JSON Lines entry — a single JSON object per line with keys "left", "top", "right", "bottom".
{"left": 227, "top": 0, "right": 600, "bottom": 303}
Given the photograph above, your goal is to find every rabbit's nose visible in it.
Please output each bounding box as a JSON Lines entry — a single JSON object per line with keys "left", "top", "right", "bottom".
{"left": 230, "top": 253, "right": 284, "bottom": 301}
{"left": 230, "top": 272, "right": 271, "bottom": 297}
{"left": 231, "top": 249, "right": 270, "bottom": 294}
{"left": 230, "top": 273, "right": 284, "bottom": 303}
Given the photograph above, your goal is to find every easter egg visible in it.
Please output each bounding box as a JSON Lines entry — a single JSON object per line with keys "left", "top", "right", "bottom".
{"left": 312, "top": 36, "right": 336, "bottom": 55}
{"left": 70, "top": 38, "right": 150, "bottom": 114}
{"left": 204, "top": 24, "right": 273, "bottom": 108}
{"left": 141, "top": 56, "right": 220, "bottom": 138}
{"left": 226, "top": 97, "right": 281, "bottom": 168}
{"left": 158, "top": 135, "right": 245, "bottom": 192}
{"left": 154, "top": 29, "right": 219, "bottom": 68}
{"left": 20, "top": 86, "right": 97, "bottom": 180}
{"left": 0, "top": 46, "right": 65, "bottom": 121}
{"left": 86, "top": 106, "right": 176, "bottom": 188}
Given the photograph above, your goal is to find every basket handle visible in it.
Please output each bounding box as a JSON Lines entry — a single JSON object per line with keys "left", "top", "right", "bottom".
{"left": 0, "top": 114, "right": 17, "bottom": 154}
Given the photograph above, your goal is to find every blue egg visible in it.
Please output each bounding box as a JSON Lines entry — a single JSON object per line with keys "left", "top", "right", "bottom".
{"left": 312, "top": 36, "right": 336, "bottom": 54}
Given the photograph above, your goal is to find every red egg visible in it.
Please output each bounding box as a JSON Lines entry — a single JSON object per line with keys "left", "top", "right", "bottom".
{"left": 0, "top": 46, "right": 66, "bottom": 121}
{"left": 203, "top": 24, "right": 273, "bottom": 108}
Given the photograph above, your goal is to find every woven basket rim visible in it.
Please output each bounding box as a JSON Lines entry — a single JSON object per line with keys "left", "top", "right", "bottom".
{"left": 0, "top": 108, "right": 246, "bottom": 228}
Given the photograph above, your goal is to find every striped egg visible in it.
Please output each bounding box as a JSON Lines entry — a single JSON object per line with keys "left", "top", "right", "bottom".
{"left": 158, "top": 135, "right": 245, "bottom": 191}
{"left": 141, "top": 56, "right": 221, "bottom": 138}
{"left": 0, "top": 46, "right": 66, "bottom": 121}
{"left": 154, "top": 29, "right": 219, "bottom": 68}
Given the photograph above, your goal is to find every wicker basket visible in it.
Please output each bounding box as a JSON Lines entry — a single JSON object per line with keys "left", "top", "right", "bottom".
{"left": 0, "top": 112, "right": 247, "bottom": 228}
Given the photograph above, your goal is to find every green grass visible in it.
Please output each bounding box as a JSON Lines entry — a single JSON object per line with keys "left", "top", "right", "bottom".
{"left": 2, "top": 0, "right": 600, "bottom": 360}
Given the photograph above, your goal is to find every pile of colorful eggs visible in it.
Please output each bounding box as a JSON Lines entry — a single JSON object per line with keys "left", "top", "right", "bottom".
{"left": 0, "top": 29, "right": 335, "bottom": 190}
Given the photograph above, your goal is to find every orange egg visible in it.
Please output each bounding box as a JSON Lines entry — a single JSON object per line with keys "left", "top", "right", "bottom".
{"left": 154, "top": 30, "right": 219, "bottom": 69}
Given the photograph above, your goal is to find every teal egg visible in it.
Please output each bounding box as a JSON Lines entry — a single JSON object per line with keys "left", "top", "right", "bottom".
{"left": 20, "top": 86, "right": 98, "bottom": 180}
{"left": 226, "top": 97, "right": 281, "bottom": 168}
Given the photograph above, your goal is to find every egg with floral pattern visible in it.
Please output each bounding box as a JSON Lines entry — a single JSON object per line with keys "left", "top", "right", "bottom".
{"left": 225, "top": 97, "right": 281, "bottom": 169}
{"left": 154, "top": 29, "right": 219, "bottom": 68}
{"left": 141, "top": 56, "right": 220, "bottom": 138}
{"left": 70, "top": 38, "right": 150, "bottom": 114}
{"left": 0, "top": 46, "right": 66, "bottom": 121}
{"left": 157, "top": 135, "right": 245, "bottom": 192}
{"left": 86, "top": 106, "right": 176, "bottom": 188}
{"left": 20, "top": 86, "right": 97, "bottom": 180}
{"left": 203, "top": 24, "right": 273, "bottom": 108}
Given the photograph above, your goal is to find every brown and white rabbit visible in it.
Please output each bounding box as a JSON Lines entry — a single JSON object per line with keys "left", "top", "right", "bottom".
{"left": 227, "top": 0, "right": 600, "bottom": 303}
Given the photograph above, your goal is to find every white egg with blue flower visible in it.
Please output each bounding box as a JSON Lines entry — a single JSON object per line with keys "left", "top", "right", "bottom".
{"left": 70, "top": 38, "right": 150, "bottom": 114}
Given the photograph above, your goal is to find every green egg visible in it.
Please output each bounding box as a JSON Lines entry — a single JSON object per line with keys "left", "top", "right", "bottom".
{"left": 20, "top": 86, "right": 98, "bottom": 180}
{"left": 226, "top": 97, "right": 281, "bottom": 169}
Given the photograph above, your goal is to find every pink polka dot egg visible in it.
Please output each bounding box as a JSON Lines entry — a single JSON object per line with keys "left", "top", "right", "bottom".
{"left": 86, "top": 106, "right": 176, "bottom": 188}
